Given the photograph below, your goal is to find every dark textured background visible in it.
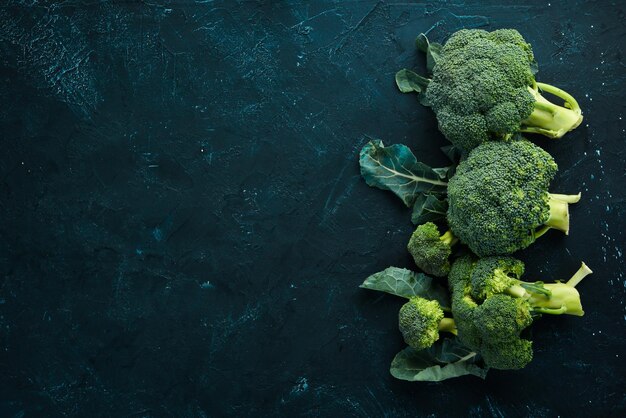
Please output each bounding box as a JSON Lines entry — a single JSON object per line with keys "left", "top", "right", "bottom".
{"left": 1, "top": 0, "right": 625, "bottom": 416}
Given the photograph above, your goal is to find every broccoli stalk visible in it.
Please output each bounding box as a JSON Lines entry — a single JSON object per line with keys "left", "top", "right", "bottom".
{"left": 438, "top": 317, "right": 458, "bottom": 335}
{"left": 528, "top": 262, "right": 593, "bottom": 316}
{"left": 489, "top": 262, "right": 592, "bottom": 316}
{"left": 535, "top": 192, "right": 582, "bottom": 237}
{"left": 521, "top": 83, "right": 584, "bottom": 139}
{"left": 440, "top": 230, "right": 458, "bottom": 247}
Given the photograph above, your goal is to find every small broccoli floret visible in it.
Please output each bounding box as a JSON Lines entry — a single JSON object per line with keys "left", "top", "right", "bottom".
{"left": 469, "top": 256, "right": 548, "bottom": 302}
{"left": 447, "top": 256, "right": 482, "bottom": 350}
{"left": 480, "top": 338, "right": 534, "bottom": 370}
{"left": 473, "top": 294, "right": 533, "bottom": 341}
{"left": 447, "top": 139, "right": 581, "bottom": 256}
{"left": 398, "top": 297, "right": 457, "bottom": 350}
{"left": 398, "top": 29, "right": 583, "bottom": 153}
{"left": 447, "top": 256, "right": 592, "bottom": 369}
{"left": 447, "top": 255, "right": 475, "bottom": 296}
{"left": 407, "top": 222, "right": 458, "bottom": 277}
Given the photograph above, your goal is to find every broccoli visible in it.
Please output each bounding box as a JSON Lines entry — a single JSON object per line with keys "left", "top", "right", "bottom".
{"left": 447, "top": 255, "right": 592, "bottom": 369}
{"left": 401, "top": 29, "right": 583, "bottom": 153}
{"left": 407, "top": 222, "right": 458, "bottom": 277}
{"left": 447, "top": 256, "right": 483, "bottom": 350}
{"left": 473, "top": 295, "right": 533, "bottom": 341}
{"left": 447, "top": 139, "right": 581, "bottom": 257}
{"left": 480, "top": 338, "right": 534, "bottom": 370}
{"left": 469, "top": 256, "right": 590, "bottom": 315}
{"left": 398, "top": 296, "right": 457, "bottom": 350}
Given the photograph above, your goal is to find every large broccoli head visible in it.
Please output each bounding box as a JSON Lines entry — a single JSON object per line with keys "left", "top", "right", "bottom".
{"left": 447, "top": 139, "right": 580, "bottom": 256}
{"left": 424, "top": 29, "right": 582, "bottom": 153}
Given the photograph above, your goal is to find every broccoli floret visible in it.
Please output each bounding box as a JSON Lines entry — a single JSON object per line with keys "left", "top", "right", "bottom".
{"left": 401, "top": 29, "right": 582, "bottom": 153}
{"left": 447, "top": 254, "right": 475, "bottom": 296}
{"left": 471, "top": 256, "right": 591, "bottom": 316}
{"left": 398, "top": 297, "right": 456, "bottom": 350}
{"left": 447, "top": 256, "right": 592, "bottom": 369}
{"left": 407, "top": 222, "right": 458, "bottom": 277}
{"left": 473, "top": 294, "right": 533, "bottom": 341}
{"left": 447, "top": 256, "right": 482, "bottom": 350}
{"left": 447, "top": 139, "right": 581, "bottom": 256}
{"left": 480, "top": 338, "right": 534, "bottom": 370}
{"left": 469, "top": 256, "right": 549, "bottom": 302}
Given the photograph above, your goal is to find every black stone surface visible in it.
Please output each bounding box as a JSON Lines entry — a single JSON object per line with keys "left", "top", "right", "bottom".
{"left": 1, "top": 0, "right": 625, "bottom": 416}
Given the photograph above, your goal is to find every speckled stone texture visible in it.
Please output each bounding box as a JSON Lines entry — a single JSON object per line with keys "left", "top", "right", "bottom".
{"left": 0, "top": 0, "right": 624, "bottom": 416}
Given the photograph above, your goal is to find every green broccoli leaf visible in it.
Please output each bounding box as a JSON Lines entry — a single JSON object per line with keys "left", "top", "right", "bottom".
{"left": 395, "top": 69, "right": 431, "bottom": 106}
{"left": 359, "top": 140, "right": 448, "bottom": 207}
{"left": 432, "top": 166, "right": 453, "bottom": 180}
{"left": 411, "top": 194, "right": 448, "bottom": 225}
{"left": 390, "top": 338, "right": 489, "bottom": 382}
{"left": 415, "top": 33, "right": 442, "bottom": 74}
{"left": 395, "top": 69, "right": 430, "bottom": 93}
{"left": 360, "top": 267, "right": 450, "bottom": 307}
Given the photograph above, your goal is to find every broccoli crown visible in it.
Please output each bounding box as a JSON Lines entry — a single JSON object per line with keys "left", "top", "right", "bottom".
{"left": 473, "top": 294, "right": 533, "bottom": 342}
{"left": 398, "top": 297, "right": 444, "bottom": 350}
{"left": 407, "top": 222, "right": 453, "bottom": 277}
{"left": 480, "top": 338, "right": 534, "bottom": 370}
{"left": 470, "top": 256, "right": 525, "bottom": 301}
{"left": 447, "top": 139, "right": 558, "bottom": 256}
{"left": 425, "top": 29, "right": 536, "bottom": 152}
